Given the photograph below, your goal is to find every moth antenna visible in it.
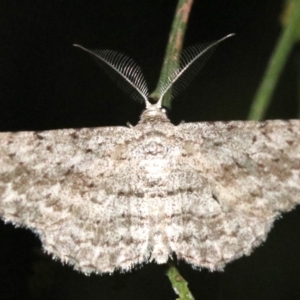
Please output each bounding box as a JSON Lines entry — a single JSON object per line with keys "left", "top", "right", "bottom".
{"left": 156, "top": 33, "right": 235, "bottom": 106}
{"left": 74, "top": 44, "right": 151, "bottom": 107}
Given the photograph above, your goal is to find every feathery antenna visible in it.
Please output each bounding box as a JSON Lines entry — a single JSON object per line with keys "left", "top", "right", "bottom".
{"left": 74, "top": 34, "right": 234, "bottom": 109}
{"left": 73, "top": 44, "right": 150, "bottom": 106}
{"left": 156, "top": 34, "right": 235, "bottom": 106}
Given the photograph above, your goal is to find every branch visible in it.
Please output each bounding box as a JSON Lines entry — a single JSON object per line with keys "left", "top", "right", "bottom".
{"left": 248, "top": 0, "right": 300, "bottom": 120}
{"left": 166, "top": 263, "right": 195, "bottom": 300}
{"left": 150, "top": 0, "right": 194, "bottom": 109}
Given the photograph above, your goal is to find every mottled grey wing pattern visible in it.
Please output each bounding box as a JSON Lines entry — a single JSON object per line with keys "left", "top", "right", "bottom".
{"left": 3, "top": 36, "right": 299, "bottom": 275}
{"left": 0, "top": 126, "right": 152, "bottom": 274}
{"left": 169, "top": 120, "right": 300, "bottom": 269}
{"left": 0, "top": 118, "right": 300, "bottom": 274}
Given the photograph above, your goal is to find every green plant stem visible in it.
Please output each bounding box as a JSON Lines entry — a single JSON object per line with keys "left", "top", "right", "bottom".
{"left": 248, "top": 0, "right": 300, "bottom": 120}
{"left": 166, "top": 263, "right": 195, "bottom": 300}
{"left": 158, "top": 1, "right": 195, "bottom": 298}
{"left": 150, "top": 0, "right": 194, "bottom": 108}
{"left": 297, "top": 53, "right": 300, "bottom": 119}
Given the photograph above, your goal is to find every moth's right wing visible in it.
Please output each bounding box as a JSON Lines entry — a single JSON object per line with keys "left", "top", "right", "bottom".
{"left": 169, "top": 120, "right": 300, "bottom": 270}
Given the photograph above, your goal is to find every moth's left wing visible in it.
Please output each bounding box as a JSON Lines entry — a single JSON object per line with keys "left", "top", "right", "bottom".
{"left": 0, "top": 126, "right": 150, "bottom": 274}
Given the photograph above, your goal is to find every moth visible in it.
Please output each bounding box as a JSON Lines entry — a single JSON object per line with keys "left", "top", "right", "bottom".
{"left": 0, "top": 34, "right": 300, "bottom": 274}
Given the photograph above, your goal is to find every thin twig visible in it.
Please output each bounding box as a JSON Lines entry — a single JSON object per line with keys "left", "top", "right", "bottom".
{"left": 297, "top": 55, "right": 300, "bottom": 119}
{"left": 248, "top": 0, "right": 300, "bottom": 120}
{"left": 159, "top": 1, "right": 195, "bottom": 297}
{"left": 166, "top": 263, "right": 195, "bottom": 300}
{"left": 150, "top": 0, "right": 194, "bottom": 108}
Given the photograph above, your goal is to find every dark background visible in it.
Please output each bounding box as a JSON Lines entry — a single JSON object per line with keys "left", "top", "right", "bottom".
{"left": 1, "top": 0, "right": 300, "bottom": 299}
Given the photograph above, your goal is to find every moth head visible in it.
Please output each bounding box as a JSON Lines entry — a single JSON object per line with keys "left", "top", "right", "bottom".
{"left": 138, "top": 106, "right": 170, "bottom": 124}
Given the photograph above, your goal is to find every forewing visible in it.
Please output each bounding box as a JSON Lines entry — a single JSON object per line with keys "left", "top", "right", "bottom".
{"left": 0, "top": 126, "right": 149, "bottom": 274}
{"left": 170, "top": 120, "right": 300, "bottom": 270}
